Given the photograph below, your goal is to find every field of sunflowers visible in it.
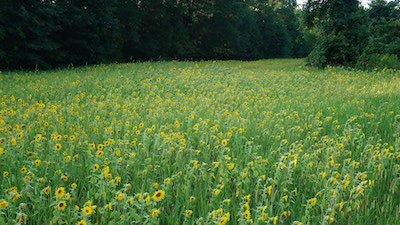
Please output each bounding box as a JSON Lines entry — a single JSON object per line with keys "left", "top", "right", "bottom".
{"left": 0, "top": 59, "right": 399, "bottom": 224}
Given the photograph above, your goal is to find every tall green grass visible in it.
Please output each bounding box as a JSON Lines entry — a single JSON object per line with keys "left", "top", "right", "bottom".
{"left": 0, "top": 59, "right": 399, "bottom": 224}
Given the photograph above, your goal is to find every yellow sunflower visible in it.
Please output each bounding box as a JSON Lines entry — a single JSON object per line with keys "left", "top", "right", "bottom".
{"left": 77, "top": 220, "right": 87, "bottom": 225}
{"left": 153, "top": 190, "right": 165, "bottom": 201}
{"left": 57, "top": 201, "right": 67, "bottom": 210}
{"left": 82, "top": 206, "right": 94, "bottom": 215}
{"left": 55, "top": 187, "right": 65, "bottom": 198}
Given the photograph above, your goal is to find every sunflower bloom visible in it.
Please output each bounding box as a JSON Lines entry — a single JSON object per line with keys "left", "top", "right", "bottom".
{"left": 82, "top": 206, "right": 94, "bottom": 215}
{"left": 55, "top": 187, "right": 65, "bottom": 198}
{"left": 77, "top": 220, "right": 87, "bottom": 225}
{"left": 151, "top": 209, "right": 160, "bottom": 217}
{"left": 310, "top": 198, "right": 317, "bottom": 206}
{"left": 185, "top": 210, "right": 193, "bottom": 217}
{"left": 0, "top": 200, "right": 9, "bottom": 208}
{"left": 57, "top": 201, "right": 67, "bottom": 210}
{"left": 153, "top": 190, "right": 165, "bottom": 201}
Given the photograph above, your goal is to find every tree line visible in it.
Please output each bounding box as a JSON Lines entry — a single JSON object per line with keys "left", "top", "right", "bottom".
{"left": 304, "top": 0, "right": 400, "bottom": 69}
{"left": 0, "top": 0, "right": 309, "bottom": 70}
{"left": 1, "top": 0, "right": 398, "bottom": 70}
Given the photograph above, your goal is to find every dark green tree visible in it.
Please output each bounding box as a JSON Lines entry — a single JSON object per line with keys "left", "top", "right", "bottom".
{"left": 304, "top": 0, "right": 368, "bottom": 67}
{"left": 0, "top": 0, "right": 310, "bottom": 69}
{"left": 115, "top": 0, "right": 141, "bottom": 62}
{"left": 206, "top": 0, "right": 243, "bottom": 59}
{"left": 236, "top": 7, "right": 263, "bottom": 60}
{"left": 0, "top": 0, "right": 60, "bottom": 69}
{"left": 279, "top": 1, "right": 308, "bottom": 57}
{"left": 54, "top": 0, "right": 119, "bottom": 66}
{"left": 135, "top": 0, "right": 193, "bottom": 60}
{"left": 255, "top": 2, "right": 291, "bottom": 58}
{"left": 357, "top": 0, "right": 400, "bottom": 69}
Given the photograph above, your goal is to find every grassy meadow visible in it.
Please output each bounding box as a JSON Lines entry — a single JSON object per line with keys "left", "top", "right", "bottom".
{"left": 0, "top": 59, "right": 399, "bottom": 225}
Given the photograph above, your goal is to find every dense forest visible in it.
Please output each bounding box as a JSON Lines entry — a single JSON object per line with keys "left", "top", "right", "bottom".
{"left": 0, "top": 0, "right": 399, "bottom": 70}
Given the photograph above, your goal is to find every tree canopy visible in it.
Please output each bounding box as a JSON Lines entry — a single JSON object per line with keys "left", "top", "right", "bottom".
{"left": 0, "top": 0, "right": 308, "bottom": 70}
{"left": 304, "top": 0, "right": 400, "bottom": 69}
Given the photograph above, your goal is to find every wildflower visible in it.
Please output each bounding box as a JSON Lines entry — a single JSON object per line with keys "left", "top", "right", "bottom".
{"left": 43, "top": 186, "right": 51, "bottom": 195}
{"left": 145, "top": 195, "right": 151, "bottom": 205}
{"left": 338, "top": 202, "right": 345, "bottom": 211}
{"left": 9, "top": 187, "right": 18, "bottom": 193}
{"left": 310, "top": 198, "right": 317, "bottom": 206}
{"left": 244, "top": 210, "right": 251, "bottom": 220}
{"left": 266, "top": 185, "right": 273, "bottom": 195}
{"left": 151, "top": 209, "right": 160, "bottom": 217}
{"left": 65, "top": 156, "right": 72, "bottom": 162}
{"left": 218, "top": 216, "right": 228, "bottom": 225}
{"left": 273, "top": 216, "right": 279, "bottom": 224}
{"left": 185, "top": 210, "right": 193, "bottom": 217}
{"left": 0, "top": 200, "right": 9, "bottom": 208}
{"left": 35, "top": 134, "right": 42, "bottom": 141}
{"left": 117, "top": 193, "right": 125, "bottom": 200}
{"left": 65, "top": 193, "right": 71, "bottom": 200}
{"left": 12, "top": 194, "right": 22, "bottom": 201}
{"left": 77, "top": 220, "right": 87, "bottom": 225}
{"left": 153, "top": 190, "right": 165, "bottom": 201}
{"left": 96, "top": 151, "right": 104, "bottom": 157}
{"left": 17, "top": 214, "right": 27, "bottom": 223}
{"left": 244, "top": 202, "right": 250, "bottom": 210}
{"left": 343, "top": 180, "right": 350, "bottom": 189}
{"left": 20, "top": 167, "right": 27, "bottom": 173}
{"left": 261, "top": 206, "right": 268, "bottom": 214}
{"left": 55, "top": 187, "right": 65, "bottom": 198}
{"left": 82, "top": 206, "right": 94, "bottom": 215}
{"left": 221, "top": 139, "right": 228, "bottom": 146}
{"left": 93, "top": 164, "right": 100, "bottom": 171}
{"left": 35, "top": 159, "right": 41, "bottom": 166}
{"left": 61, "top": 175, "right": 68, "bottom": 182}
{"left": 57, "top": 201, "right": 67, "bottom": 210}
{"left": 189, "top": 196, "right": 196, "bottom": 202}
{"left": 261, "top": 213, "right": 269, "bottom": 221}
{"left": 55, "top": 143, "right": 62, "bottom": 151}
{"left": 217, "top": 208, "right": 223, "bottom": 216}
{"left": 245, "top": 194, "right": 251, "bottom": 202}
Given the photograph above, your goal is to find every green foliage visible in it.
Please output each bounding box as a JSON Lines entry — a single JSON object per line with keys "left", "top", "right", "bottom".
{"left": 356, "top": 0, "right": 400, "bottom": 70}
{"left": 278, "top": 5, "right": 308, "bottom": 57}
{"left": 304, "top": 0, "right": 368, "bottom": 68}
{"left": 1, "top": 59, "right": 399, "bottom": 224}
{"left": 0, "top": 0, "right": 310, "bottom": 69}
{"left": 304, "top": 0, "right": 399, "bottom": 70}
{"left": 357, "top": 54, "right": 400, "bottom": 70}
{"left": 0, "top": 0, "right": 60, "bottom": 69}
{"left": 54, "top": 0, "right": 119, "bottom": 66}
